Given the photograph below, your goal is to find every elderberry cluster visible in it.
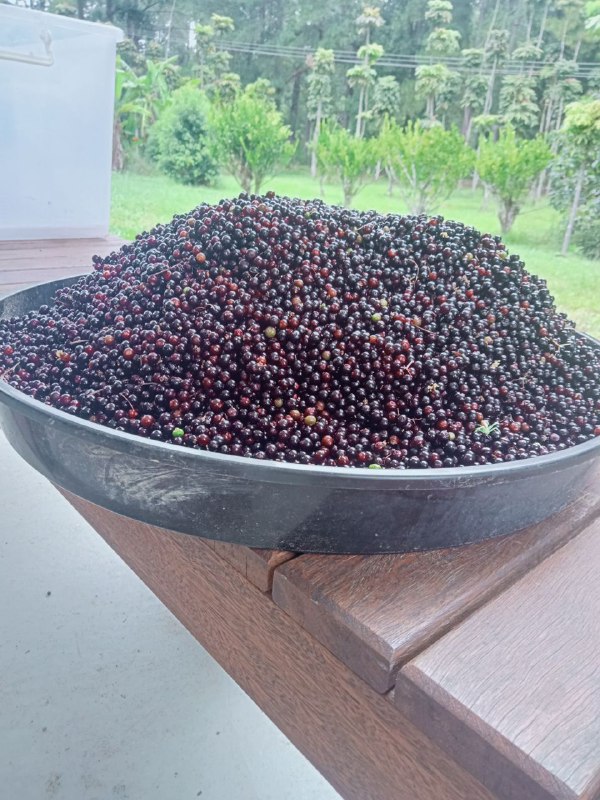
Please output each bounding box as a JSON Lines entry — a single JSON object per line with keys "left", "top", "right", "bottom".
{"left": 1, "top": 194, "right": 599, "bottom": 469}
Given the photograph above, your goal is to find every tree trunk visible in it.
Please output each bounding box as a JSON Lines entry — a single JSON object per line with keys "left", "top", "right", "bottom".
{"left": 355, "top": 88, "right": 364, "bottom": 138}
{"left": 343, "top": 182, "right": 353, "bottom": 208}
{"left": 534, "top": 169, "right": 546, "bottom": 202}
{"left": 480, "top": 183, "right": 491, "bottom": 210}
{"left": 461, "top": 105, "right": 472, "bottom": 141}
{"left": 310, "top": 103, "right": 322, "bottom": 178}
{"left": 289, "top": 67, "right": 303, "bottom": 138}
{"left": 559, "top": 18, "right": 568, "bottom": 59}
{"left": 112, "top": 118, "right": 124, "bottom": 172}
{"left": 77, "top": 0, "right": 85, "bottom": 19}
{"left": 561, "top": 168, "right": 584, "bottom": 256}
{"left": 499, "top": 200, "right": 519, "bottom": 234}
{"left": 483, "top": 0, "right": 501, "bottom": 49}
{"left": 426, "top": 94, "right": 435, "bottom": 122}
{"left": 385, "top": 166, "right": 395, "bottom": 196}
{"left": 483, "top": 57, "right": 497, "bottom": 116}
{"left": 240, "top": 166, "right": 252, "bottom": 195}
{"left": 536, "top": 0, "right": 550, "bottom": 49}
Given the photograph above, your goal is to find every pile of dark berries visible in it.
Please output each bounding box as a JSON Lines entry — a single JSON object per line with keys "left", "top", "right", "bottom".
{"left": 1, "top": 194, "right": 599, "bottom": 469}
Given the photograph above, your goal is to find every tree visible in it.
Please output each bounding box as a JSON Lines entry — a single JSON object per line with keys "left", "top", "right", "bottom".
{"left": 539, "top": 60, "right": 583, "bottom": 135}
{"left": 482, "top": 29, "right": 509, "bottom": 116}
{"left": 209, "top": 83, "right": 294, "bottom": 194}
{"left": 424, "top": 0, "right": 461, "bottom": 54}
{"left": 370, "top": 75, "right": 402, "bottom": 127}
{"left": 378, "top": 120, "right": 474, "bottom": 214}
{"left": 416, "top": 0, "right": 461, "bottom": 122}
{"left": 460, "top": 49, "right": 488, "bottom": 142}
{"left": 347, "top": 6, "right": 385, "bottom": 138}
{"left": 549, "top": 98, "right": 600, "bottom": 254}
{"left": 499, "top": 75, "right": 540, "bottom": 133}
{"left": 316, "top": 123, "right": 376, "bottom": 207}
{"left": 415, "top": 64, "right": 455, "bottom": 122}
{"left": 148, "top": 84, "right": 218, "bottom": 185}
{"left": 477, "top": 125, "right": 552, "bottom": 233}
{"left": 112, "top": 55, "right": 178, "bottom": 171}
{"left": 306, "top": 48, "right": 335, "bottom": 177}
{"left": 194, "top": 14, "right": 235, "bottom": 94}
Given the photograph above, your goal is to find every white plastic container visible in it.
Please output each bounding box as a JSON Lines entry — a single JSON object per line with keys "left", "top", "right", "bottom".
{"left": 0, "top": 6, "right": 123, "bottom": 240}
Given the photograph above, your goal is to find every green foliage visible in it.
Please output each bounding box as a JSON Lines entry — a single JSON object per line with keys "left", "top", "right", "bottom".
{"left": 477, "top": 126, "right": 552, "bottom": 233}
{"left": 346, "top": 64, "right": 377, "bottom": 89}
{"left": 378, "top": 119, "right": 474, "bottom": 213}
{"left": 426, "top": 27, "right": 461, "bottom": 55}
{"left": 316, "top": 123, "right": 376, "bottom": 206}
{"left": 117, "top": 40, "right": 146, "bottom": 75}
{"left": 209, "top": 84, "right": 294, "bottom": 194}
{"left": 499, "top": 75, "right": 540, "bottom": 133}
{"left": 415, "top": 63, "right": 456, "bottom": 120}
{"left": 425, "top": 0, "right": 453, "bottom": 26}
{"left": 115, "top": 55, "right": 178, "bottom": 140}
{"left": 549, "top": 99, "right": 600, "bottom": 253}
{"left": 349, "top": 6, "right": 386, "bottom": 137}
{"left": 549, "top": 101, "right": 600, "bottom": 211}
{"left": 113, "top": 55, "right": 179, "bottom": 171}
{"left": 460, "top": 74, "right": 488, "bottom": 114}
{"left": 357, "top": 43, "right": 385, "bottom": 64}
{"left": 306, "top": 48, "right": 336, "bottom": 175}
{"left": 306, "top": 48, "right": 335, "bottom": 121}
{"left": 573, "top": 193, "right": 600, "bottom": 259}
{"left": 148, "top": 84, "right": 217, "bottom": 185}
{"left": 563, "top": 97, "right": 600, "bottom": 145}
{"left": 194, "top": 13, "right": 236, "bottom": 93}
{"left": 371, "top": 76, "right": 402, "bottom": 125}
{"left": 356, "top": 5, "right": 385, "bottom": 37}
{"left": 485, "top": 29, "right": 510, "bottom": 58}
{"left": 511, "top": 41, "right": 543, "bottom": 61}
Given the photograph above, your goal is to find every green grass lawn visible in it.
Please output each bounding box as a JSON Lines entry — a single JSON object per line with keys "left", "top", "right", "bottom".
{"left": 111, "top": 169, "right": 600, "bottom": 337}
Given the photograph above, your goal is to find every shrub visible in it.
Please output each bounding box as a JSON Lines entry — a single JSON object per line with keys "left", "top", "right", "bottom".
{"left": 574, "top": 193, "right": 600, "bottom": 260}
{"left": 209, "top": 82, "right": 294, "bottom": 194}
{"left": 149, "top": 84, "right": 218, "bottom": 185}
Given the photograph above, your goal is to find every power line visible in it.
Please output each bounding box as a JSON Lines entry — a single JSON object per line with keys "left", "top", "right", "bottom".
{"left": 214, "top": 39, "right": 598, "bottom": 79}
{"left": 123, "top": 24, "right": 599, "bottom": 79}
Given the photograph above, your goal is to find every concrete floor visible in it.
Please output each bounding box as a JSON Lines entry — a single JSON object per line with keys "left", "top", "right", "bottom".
{"left": 0, "top": 433, "right": 341, "bottom": 800}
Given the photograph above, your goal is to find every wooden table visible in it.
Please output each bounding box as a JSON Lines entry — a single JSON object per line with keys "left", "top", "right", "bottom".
{"left": 4, "top": 239, "right": 600, "bottom": 800}
{"left": 59, "top": 487, "right": 600, "bottom": 800}
{"left": 0, "top": 236, "right": 124, "bottom": 296}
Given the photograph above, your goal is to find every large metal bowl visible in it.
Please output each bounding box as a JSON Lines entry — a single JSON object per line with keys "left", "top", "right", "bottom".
{"left": 1, "top": 276, "right": 599, "bottom": 553}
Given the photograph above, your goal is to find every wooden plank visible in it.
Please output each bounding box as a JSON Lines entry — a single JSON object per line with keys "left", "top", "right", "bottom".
{"left": 395, "top": 517, "right": 600, "bottom": 800}
{"left": 0, "top": 236, "right": 124, "bottom": 254}
{"left": 0, "top": 237, "right": 125, "bottom": 281}
{"left": 0, "top": 236, "right": 125, "bottom": 264}
{"left": 207, "top": 541, "right": 297, "bottom": 592}
{"left": 0, "top": 265, "right": 92, "bottom": 285}
{"left": 272, "top": 487, "right": 600, "bottom": 693}
{"left": 62, "top": 491, "right": 496, "bottom": 800}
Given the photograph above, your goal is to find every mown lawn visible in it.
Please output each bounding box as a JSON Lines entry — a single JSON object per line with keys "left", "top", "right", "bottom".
{"left": 111, "top": 169, "right": 600, "bottom": 337}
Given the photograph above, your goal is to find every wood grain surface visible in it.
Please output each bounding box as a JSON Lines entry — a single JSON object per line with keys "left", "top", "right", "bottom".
{"left": 272, "top": 490, "right": 600, "bottom": 692}
{"left": 395, "top": 516, "right": 600, "bottom": 800}
{"left": 0, "top": 237, "right": 125, "bottom": 293}
{"left": 63, "top": 491, "right": 496, "bottom": 800}
{"left": 206, "top": 541, "right": 296, "bottom": 592}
